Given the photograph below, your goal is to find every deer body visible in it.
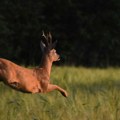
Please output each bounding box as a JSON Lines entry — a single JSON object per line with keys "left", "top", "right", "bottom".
{"left": 0, "top": 32, "right": 68, "bottom": 97}
{"left": 0, "top": 58, "right": 42, "bottom": 93}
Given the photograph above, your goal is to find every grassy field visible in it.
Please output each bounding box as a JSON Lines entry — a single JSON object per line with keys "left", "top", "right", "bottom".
{"left": 0, "top": 66, "right": 120, "bottom": 120}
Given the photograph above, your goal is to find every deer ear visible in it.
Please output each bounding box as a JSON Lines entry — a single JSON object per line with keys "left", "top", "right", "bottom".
{"left": 52, "top": 40, "right": 57, "bottom": 49}
{"left": 40, "top": 41, "right": 46, "bottom": 52}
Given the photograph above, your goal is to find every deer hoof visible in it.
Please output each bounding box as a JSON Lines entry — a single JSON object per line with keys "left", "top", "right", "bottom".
{"left": 61, "top": 91, "right": 68, "bottom": 97}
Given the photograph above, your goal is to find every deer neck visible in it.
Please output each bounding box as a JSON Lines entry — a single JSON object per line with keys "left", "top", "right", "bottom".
{"left": 40, "top": 55, "right": 52, "bottom": 77}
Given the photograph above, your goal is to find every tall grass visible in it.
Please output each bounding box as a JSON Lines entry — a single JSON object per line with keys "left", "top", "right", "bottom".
{"left": 0, "top": 66, "right": 120, "bottom": 120}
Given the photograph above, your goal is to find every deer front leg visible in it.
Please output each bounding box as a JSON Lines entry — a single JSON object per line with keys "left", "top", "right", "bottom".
{"left": 45, "top": 84, "right": 68, "bottom": 97}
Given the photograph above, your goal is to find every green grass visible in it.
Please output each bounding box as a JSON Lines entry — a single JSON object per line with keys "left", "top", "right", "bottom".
{"left": 0, "top": 66, "right": 120, "bottom": 120}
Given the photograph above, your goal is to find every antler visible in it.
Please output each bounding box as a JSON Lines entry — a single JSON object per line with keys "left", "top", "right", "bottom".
{"left": 42, "top": 31, "right": 52, "bottom": 47}
{"left": 41, "top": 31, "right": 57, "bottom": 50}
{"left": 48, "top": 32, "right": 52, "bottom": 45}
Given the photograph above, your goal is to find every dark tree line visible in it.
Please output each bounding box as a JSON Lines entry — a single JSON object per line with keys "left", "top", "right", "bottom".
{"left": 0, "top": 0, "right": 120, "bottom": 67}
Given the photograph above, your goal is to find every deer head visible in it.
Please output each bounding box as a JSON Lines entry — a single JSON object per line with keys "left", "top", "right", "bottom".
{"left": 40, "top": 31, "right": 60, "bottom": 62}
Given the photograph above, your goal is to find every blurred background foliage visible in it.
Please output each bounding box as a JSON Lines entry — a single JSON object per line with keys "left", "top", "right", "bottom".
{"left": 0, "top": 0, "right": 120, "bottom": 67}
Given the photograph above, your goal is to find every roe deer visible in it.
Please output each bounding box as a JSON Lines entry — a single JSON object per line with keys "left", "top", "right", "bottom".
{"left": 0, "top": 32, "right": 68, "bottom": 97}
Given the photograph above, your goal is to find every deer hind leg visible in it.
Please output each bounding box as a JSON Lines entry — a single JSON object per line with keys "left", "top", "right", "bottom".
{"left": 10, "top": 82, "right": 19, "bottom": 88}
{"left": 8, "top": 81, "right": 21, "bottom": 90}
{"left": 45, "top": 84, "right": 68, "bottom": 97}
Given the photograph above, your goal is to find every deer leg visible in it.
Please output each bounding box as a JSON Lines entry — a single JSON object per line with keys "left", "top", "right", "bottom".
{"left": 45, "top": 84, "right": 68, "bottom": 97}
{"left": 9, "top": 82, "right": 21, "bottom": 89}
